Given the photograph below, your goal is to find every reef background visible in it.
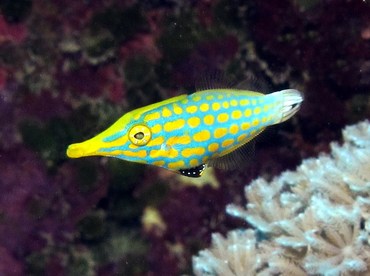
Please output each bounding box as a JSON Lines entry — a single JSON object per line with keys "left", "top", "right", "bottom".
{"left": 0, "top": 0, "right": 369, "bottom": 275}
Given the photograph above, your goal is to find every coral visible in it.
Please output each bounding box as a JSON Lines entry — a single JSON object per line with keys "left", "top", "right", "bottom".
{"left": 193, "top": 120, "right": 370, "bottom": 276}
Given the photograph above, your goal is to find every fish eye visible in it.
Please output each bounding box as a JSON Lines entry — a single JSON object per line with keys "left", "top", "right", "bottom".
{"left": 134, "top": 132, "right": 144, "bottom": 140}
{"left": 128, "top": 125, "right": 151, "bottom": 146}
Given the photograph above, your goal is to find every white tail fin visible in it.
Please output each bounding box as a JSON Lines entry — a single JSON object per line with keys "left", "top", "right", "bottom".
{"left": 269, "top": 89, "right": 303, "bottom": 123}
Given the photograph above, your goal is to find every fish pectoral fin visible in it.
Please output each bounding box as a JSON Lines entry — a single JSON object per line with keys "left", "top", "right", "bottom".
{"left": 208, "top": 139, "right": 257, "bottom": 170}
{"left": 179, "top": 164, "right": 207, "bottom": 178}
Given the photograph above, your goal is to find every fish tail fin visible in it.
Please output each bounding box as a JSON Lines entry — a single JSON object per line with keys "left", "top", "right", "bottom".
{"left": 269, "top": 89, "right": 303, "bottom": 124}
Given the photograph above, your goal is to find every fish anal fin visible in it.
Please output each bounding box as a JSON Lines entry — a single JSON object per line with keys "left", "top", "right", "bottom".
{"left": 208, "top": 128, "right": 265, "bottom": 170}
{"left": 179, "top": 164, "right": 206, "bottom": 178}
{"left": 208, "top": 141, "right": 255, "bottom": 170}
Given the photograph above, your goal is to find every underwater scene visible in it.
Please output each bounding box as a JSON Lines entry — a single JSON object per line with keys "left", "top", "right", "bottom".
{"left": 0, "top": 0, "right": 370, "bottom": 275}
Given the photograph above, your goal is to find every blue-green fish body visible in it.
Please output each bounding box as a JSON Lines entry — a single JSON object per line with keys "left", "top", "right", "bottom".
{"left": 67, "top": 88, "right": 303, "bottom": 177}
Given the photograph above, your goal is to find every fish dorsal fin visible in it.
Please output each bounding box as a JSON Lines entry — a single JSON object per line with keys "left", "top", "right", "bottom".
{"left": 179, "top": 164, "right": 206, "bottom": 178}
{"left": 195, "top": 71, "right": 234, "bottom": 91}
{"left": 235, "top": 73, "right": 270, "bottom": 93}
{"left": 196, "top": 71, "right": 270, "bottom": 94}
{"left": 208, "top": 128, "right": 265, "bottom": 170}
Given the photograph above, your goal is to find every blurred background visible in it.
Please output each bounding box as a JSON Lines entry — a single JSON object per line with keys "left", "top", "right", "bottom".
{"left": 0, "top": 0, "right": 369, "bottom": 275}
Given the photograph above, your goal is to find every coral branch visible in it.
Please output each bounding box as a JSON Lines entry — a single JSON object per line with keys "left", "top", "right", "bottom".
{"left": 193, "top": 120, "right": 370, "bottom": 276}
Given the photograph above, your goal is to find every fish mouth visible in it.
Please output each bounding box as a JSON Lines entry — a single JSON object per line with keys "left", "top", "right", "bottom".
{"left": 66, "top": 143, "right": 86, "bottom": 158}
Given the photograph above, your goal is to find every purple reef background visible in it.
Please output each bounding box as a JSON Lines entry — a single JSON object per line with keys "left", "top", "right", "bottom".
{"left": 0, "top": 0, "right": 369, "bottom": 275}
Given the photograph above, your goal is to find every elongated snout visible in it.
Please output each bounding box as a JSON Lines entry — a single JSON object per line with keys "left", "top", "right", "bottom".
{"left": 66, "top": 139, "right": 100, "bottom": 158}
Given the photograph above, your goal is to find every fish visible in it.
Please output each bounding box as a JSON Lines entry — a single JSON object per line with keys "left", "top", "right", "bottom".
{"left": 66, "top": 85, "right": 303, "bottom": 177}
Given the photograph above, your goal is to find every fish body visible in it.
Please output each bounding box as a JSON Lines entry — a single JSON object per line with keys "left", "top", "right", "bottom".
{"left": 67, "top": 88, "right": 303, "bottom": 177}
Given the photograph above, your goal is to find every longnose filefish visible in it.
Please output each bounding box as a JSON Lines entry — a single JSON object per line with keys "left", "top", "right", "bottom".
{"left": 66, "top": 86, "right": 303, "bottom": 177}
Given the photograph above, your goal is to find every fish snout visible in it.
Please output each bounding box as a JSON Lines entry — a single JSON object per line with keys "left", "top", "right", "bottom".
{"left": 66, "top": 140, "right": 100, "bottom": 158}
{"left": 66, "top": 143, "right": 86, "bottom": 158}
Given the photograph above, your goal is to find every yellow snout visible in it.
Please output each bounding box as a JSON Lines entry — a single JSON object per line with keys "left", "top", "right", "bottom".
{"left": 66, "top": 143, "right": 86, "bottom": 158}
{"left": 66, "top": 138, "right": 103, "bottom": 158}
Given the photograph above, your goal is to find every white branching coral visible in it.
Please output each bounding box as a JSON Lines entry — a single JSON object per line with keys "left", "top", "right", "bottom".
{"left": 193, "top": 120, "right": 370, "bottom": 276}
